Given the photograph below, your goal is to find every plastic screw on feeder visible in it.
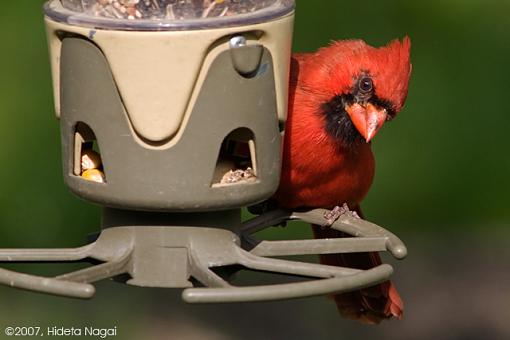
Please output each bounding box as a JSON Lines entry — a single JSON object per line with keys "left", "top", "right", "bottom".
{"left": 230, "top": 35, "right": 247, "bottom": 48}
{"left": 0, "top": 0, "right": 407, "bottom": 305}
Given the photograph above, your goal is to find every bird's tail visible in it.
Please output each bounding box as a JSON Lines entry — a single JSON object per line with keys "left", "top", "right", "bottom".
{"left": 312, "top": 224, "right": 404, "bottom": 324}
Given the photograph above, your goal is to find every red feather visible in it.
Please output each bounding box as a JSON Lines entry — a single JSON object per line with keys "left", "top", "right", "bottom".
{"left": 274, "top": 38, "right": 411, "bottom": 323}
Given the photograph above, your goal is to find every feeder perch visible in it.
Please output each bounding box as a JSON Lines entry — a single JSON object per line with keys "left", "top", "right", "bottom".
{"left": 0, "top": 0, "right": 407, "bottom": 303}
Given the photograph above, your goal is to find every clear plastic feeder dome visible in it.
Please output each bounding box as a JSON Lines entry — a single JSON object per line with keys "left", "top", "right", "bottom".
{"left": 44, "top": 0, "right": 295, "bottom": 30}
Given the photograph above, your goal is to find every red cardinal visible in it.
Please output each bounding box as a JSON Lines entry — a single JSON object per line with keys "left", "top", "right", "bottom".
{"left": 273, "top": 38, "right": 412, "bottom": 323}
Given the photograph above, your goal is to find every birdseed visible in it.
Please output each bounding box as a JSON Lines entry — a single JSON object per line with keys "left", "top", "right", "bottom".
{"left": 62, "top": 0, "right": 278, "bottom": 20}
{"left": 220, "top": 167, "right": 256, "bottom": 184}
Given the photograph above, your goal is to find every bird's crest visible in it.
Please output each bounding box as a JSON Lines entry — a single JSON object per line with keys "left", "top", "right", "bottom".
{"left": 305, "top": 37, "right": 412, "bottom": 113}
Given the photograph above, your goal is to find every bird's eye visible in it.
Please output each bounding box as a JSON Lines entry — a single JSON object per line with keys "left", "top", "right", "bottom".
{"left": 359, "top": 77, "right": 373, "bottom": 93}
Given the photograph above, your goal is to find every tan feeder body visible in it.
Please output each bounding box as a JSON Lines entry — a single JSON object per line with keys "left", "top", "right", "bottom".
{"left": 0, "top": 0, "right": 407, "bottom": 303}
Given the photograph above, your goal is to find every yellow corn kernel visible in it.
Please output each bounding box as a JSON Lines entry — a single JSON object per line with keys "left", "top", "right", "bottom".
{"left": 81, "top": 169, "right": 106, "bottom": 183}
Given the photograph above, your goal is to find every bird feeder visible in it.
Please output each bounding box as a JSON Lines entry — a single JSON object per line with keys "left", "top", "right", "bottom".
{"left": 0, "top": 0, "right": 407, "bottom": 303}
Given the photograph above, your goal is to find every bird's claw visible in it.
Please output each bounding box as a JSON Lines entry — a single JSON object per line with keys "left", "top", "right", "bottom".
{"left": 322, "top": 203, "right": 359, "bottom": 227}
{"left": 322, "top": 204, "right": 348, "bottom": 227}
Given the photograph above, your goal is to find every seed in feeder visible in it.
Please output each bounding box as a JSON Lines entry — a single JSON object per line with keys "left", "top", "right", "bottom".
{"left": 150, "top": 0, "right": 160, "bottom": 10}
{"left": 120, "top": 0, "right": 140, "bottom": 5}
{"left": 81, "top": 169, "right": 106, "bottom": 183}
{"left": 166, "top": 4, "right": 175, "bottom": 19}
{"left": 81, "top": 149, "right": 102, "bottom": 172}
{"left": 220, "top": 167, "right": 256, "bottom": 184}
{"left": 201, "top": 1, "right": 216, "bottom": 18}
{"left": 76, "top": 0, "right": 277, "bottom": 20}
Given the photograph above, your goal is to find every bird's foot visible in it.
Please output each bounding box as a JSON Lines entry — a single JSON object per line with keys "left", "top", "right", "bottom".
{"left": 323, "top": 203, "right": 349, "bottom": 226}
{"left": 322, "top": 203, "right": 359, "bottom": 227}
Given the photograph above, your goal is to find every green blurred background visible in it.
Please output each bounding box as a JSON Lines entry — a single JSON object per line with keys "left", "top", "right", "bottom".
{"left": 0, "top": 1, "right": 509, "bottom": 339}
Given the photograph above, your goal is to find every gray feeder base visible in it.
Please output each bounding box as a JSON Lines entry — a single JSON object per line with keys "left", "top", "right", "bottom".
{"left": 0, "top": 208, "right": 406, "bottom": 303}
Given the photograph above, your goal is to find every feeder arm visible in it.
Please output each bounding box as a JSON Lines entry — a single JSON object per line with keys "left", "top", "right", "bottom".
{"left": 0, "top": 208, "right": 406, "bottom": 303}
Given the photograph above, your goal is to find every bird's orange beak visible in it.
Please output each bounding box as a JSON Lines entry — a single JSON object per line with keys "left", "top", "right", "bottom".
{"left": 345, "top": 103, "right": 387, "bottom": 142}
